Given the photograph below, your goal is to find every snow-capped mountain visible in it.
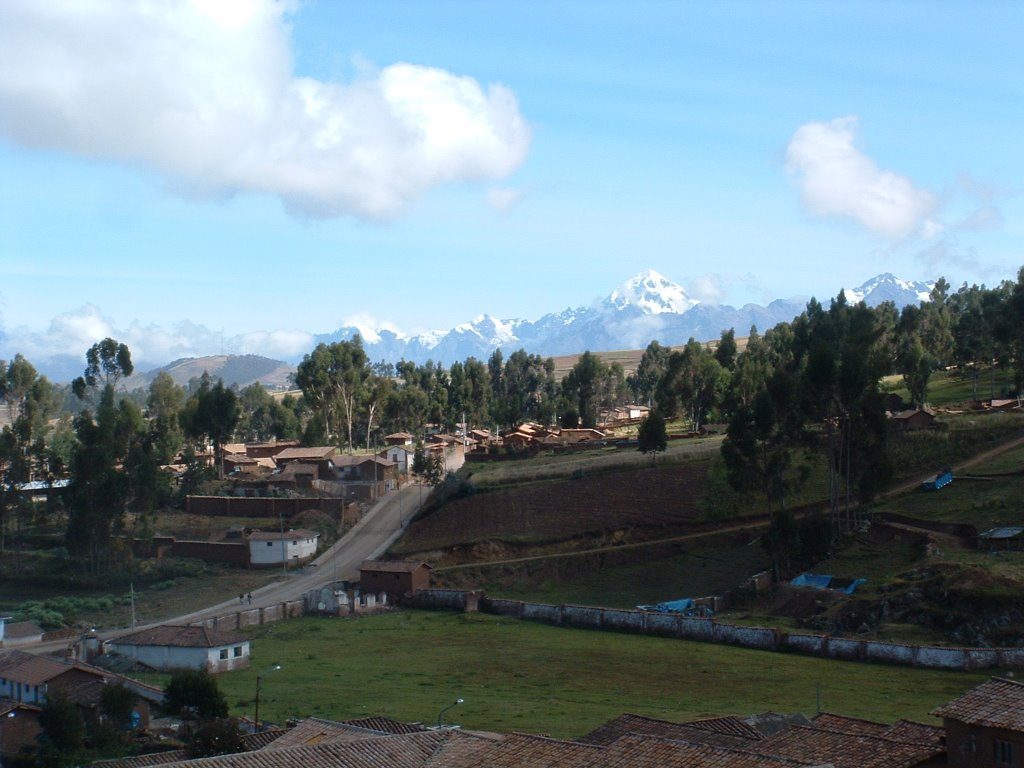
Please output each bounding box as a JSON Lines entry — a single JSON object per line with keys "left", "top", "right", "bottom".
{"left": 31, "top": 270, "right": 938, "bottom": 382}
{"left": 842, "top": 273, "right": 935, "bottom": 307}
{"left": 605, "top": 269, "right": 700, "bottom": 314}
{"left": 312, "top": 270, "right": 933, "bottom": 367}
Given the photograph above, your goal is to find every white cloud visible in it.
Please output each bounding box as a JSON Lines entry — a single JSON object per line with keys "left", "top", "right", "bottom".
{"left": 957, "top": 206, "right": 1003, "bottom": 232}
{"left": 688, "top": 274, "right": 725, "bottom": 304}
{"left": 0, "top": 0, "right": 530, "bottom": 220}
{"left": 486, "top": 186, "right": 525, "bottom": 212}
{"left": 0, "top": 305, "right": 315, "bottom": 375}
{"left": 786, "top": 116, "right": 935, "bottom": 239}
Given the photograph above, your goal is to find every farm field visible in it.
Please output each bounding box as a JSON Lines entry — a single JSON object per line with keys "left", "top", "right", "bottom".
{"left": 463, "top": 531, "right": 772, "bottom": 608}
{"left": 216, "top": 611, "right": 988, "bottom": 739}
{"left": 873, "top": 441, "right": 1024, "bottom": 530}
{"left": 883, "top": 365, "right": 1017, "bottom": 408}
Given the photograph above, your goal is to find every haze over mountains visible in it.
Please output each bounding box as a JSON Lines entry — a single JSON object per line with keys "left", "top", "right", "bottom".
{"left": 37, "top": 271, "right": 935, "bottom": 387}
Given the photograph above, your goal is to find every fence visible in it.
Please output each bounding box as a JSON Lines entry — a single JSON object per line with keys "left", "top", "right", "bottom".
{"left": 409, "top": 589, "right": 1024, "bottom": 672}
{"left": 193, "top": 600, "right": 305, "bottom": 632}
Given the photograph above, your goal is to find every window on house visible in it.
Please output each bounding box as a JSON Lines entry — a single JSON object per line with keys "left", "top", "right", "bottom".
{"left": 995, "top": 739, "right": 1015, "bottom": 765}
{"left": 233, "top": 646, "right": 242, "bottom": 657}
{"left": 267, "top": 541, "right": 273, "bottom": 547}
{"left": 219, "top": 649, "right": 228, "bottom": 660}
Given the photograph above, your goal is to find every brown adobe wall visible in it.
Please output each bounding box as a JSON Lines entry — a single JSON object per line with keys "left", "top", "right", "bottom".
{"left": 170, "top": 540, "right": 250, "bottom": 566}
{"left": 186, "top": 495, "right": 344, "bottom": 519}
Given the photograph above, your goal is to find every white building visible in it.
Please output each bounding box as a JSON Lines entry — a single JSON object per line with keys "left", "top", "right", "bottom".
{"left": 105, "top": 625, "right": 250, "bottom": 673}
{"left": 381, "top": 445, "right": 414, "bottom": 475}
{"left": 248, "top": 529, "right": 319, "bottom": 568}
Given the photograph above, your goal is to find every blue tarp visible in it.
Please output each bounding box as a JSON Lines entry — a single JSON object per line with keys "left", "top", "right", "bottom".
{"left": 921, "top": 470, "right": 953, "bottom": 491}
{"left": 790, "top": 573, "right": 866, "bottom": 595}
{"left": 636, "top": 598, "right": 712, "bottom": 616}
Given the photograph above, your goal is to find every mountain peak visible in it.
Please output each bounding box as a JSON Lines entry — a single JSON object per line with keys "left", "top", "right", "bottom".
{"left": 606, "top": 269, "right": 699, "bottom": 315}
{"left": 843, "top": 273, "right": 935, "bottom": 307}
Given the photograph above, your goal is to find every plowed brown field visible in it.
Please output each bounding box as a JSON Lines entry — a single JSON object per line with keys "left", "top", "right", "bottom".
{"left": 397, "top": 459, "right": 712, "bottom": 556}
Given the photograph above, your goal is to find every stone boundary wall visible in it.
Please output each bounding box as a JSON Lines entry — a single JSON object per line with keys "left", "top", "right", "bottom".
{"left": 186, "top": 496, "right": 344, "bottom": 519}
{"left": 875, "top": 511, "right": 978, "bottom": 540}
{"left": 195, "top": 600, "right": 305, "bottom": 633}
{"left": 408, "top": 590, "right": 1024, "bottom": 671}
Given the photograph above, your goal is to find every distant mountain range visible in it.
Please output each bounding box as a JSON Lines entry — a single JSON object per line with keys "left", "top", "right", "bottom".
{"left": 312, "top": 269, "right": 935, "bottom": 367}
{"left": 52, "top": 271, "right": 937, "bottom": 388}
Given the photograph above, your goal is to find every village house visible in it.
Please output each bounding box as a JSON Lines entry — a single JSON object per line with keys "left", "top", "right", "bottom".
{"left": 933, "top": 676, "right": 1024, "bottom": 768}
{"left": 247, "top": 528, "right": 320, "bottom": 567}
{"left": 380, "top": 444, "right": 415, "bottom": 476}
{"left": 273, "top": 446, "right": 337, "bottom": 475}
{"left": 0, "top": 699, "right": 42, "bottom": 763}
{"left": 359, "top": 560, "right": 432, "bottom": 598}
{"left": 891, "top": 408, "right": 937, "bottom": 431}
{"left": 267, "top": 461, "right": 318, "bottom": 489}
{"left": 0, "top": 648, "right": 156, "bottom": 742}
{"left": 0, "top": 619, "right": 43, "bottom": 648}
{"left": 383, "top": 432, "right": 414, "bottom": 447}
{"left": 105, "top": 625, "right": 250, "bottom": 673}
{"left": 244, "top": 439, "right": 300, "bottom": 459}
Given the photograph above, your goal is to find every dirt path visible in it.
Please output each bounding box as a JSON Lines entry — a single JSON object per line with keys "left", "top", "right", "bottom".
{"left": 881, "top": 434, "right": 1024, "bottom": 497}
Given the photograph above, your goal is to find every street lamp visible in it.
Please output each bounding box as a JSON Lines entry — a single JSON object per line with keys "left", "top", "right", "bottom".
{"left": 436, "top": 697, "right": 464, "bottom": 728}
{"left": 254, "top": 665, "right": 281, "bottom": 733}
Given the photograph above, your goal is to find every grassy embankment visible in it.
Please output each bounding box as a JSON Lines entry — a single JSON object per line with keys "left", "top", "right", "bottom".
{"left": 209, "top": 611, "right": 989, "bottom": 738}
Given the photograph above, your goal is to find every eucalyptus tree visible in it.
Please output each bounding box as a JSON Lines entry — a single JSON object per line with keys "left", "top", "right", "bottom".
{"left": 66, "top": 340, "right": 151, "bottom": 573}
{"left": 180, "top": 374, "right": 240, "bottom": 478}
{"left": 295, "top": 338, "right": 369, "bottom": 451}
{"left": 0, "top": 355, "right": 60, "bottom": 557}
{"left": 655, "top": 339, "right": 726, "bottom": 431}
{"left": 628, "top": 340, "right": 670, "bottom": 407}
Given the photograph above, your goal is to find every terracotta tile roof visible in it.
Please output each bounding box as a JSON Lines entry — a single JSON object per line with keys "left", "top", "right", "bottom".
{"left": 811, "top": 712, "right": 889, "bottom": 736}
{"left": 754, "top": 724, "right": 944, "bottom": 768}
{"left": 454, "top": 732, "right": 604, "bottom": 768}
{"left": 931, "top": 677, "right": 1024, "bottom": 730}
{"left": 686, "top": 716, "right": 764, "bottom": 740}
{"left": 2, "top": 620, "right": 44, "bottom": 639}
{"left": 0, "top": 648, "right": 79, "bottom": 686}
{"left": 94, "top": 729, "right": 290, "bottom": 768}
{"left": 882, "top": 720, "right": 945, "bottom": 746}
{"left": 261, "top": 717, "right": 389, "bottom": 749}
{"left": 579, "top": 713, "right": 759, "bottom": 750}
{"left": 159, "top": 729, "right": 462, "bottom": 768}
{"left": 360, "top": 560, "right": 432, "bottom": 574}
{"left": 110, "top": 624, "right": 246, "bottom": 649}
{"left": 342, "top": 716, "right": 429, "bottom": 735}
{"left": 603, "top": 734, "right": 830, "bottom": 767}
{"left": 248, "top": 529, "right": 319, "bottom": 541}
{"left": 742, "top": 713, "right": 813, "bottom": 738}
{"left": 274, "top": 446, "right": 336, "bottom": 461}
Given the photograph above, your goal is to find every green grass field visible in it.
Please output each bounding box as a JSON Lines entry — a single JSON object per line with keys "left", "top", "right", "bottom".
{"left": 883, "top": 365, "right": 1016, "bottom": 407}
{"left": 873, "top": 441, "right": 1024, "bottom": 530}
{"left": 216, "top": 611, "right": 989, "bottom": 738}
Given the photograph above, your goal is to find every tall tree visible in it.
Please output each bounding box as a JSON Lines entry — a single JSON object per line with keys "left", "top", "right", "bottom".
{"left": 180, "top": 374, "right": 240, "bottom": 479}
{"left": 560, "top": 351, "right": 609, "bottom": 428}
{"left": 656, "top": 339, "right": 726, "bottom": 431}
{"left": 71, "top": 338, "right": 133, "bottom": 400}
{"left": 66, "top": 340, "right": 145, "bottom": 573}
{"left": 295, "top": 338, "right": 369, "bottom": 451}
{"left": 628, "top": 340, "right": 670, "bottom": 407}
{"left": 636, "top": 410, "right": 668, "bottom": 462}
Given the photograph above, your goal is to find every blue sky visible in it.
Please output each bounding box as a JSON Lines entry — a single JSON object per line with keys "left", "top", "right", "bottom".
{"left": 1, "top": 1, "right": 1021, "bottom": 371}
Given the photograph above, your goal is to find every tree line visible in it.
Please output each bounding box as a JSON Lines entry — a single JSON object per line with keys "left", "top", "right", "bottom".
{"left": 2, "top": 268, "right": 1023, "bottom": 575}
